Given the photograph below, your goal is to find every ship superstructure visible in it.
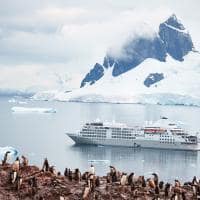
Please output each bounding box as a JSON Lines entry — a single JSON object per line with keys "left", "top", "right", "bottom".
{"left": 66, "top": 118, "right": 199, "bottom": 150}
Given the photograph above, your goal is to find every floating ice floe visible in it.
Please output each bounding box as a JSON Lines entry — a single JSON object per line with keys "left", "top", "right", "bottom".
{"left": 8, "top": 98, "right": 17, "bottom": 103}
{"left": 88, "top": 160, "right": 110, "bottom": 164}
{"left": 18, "top": 101, "right": 27, "bottom": 104}
{"left": 11, "top": 106, "right": 56, "bottom": 114}
{"left": 8, "top": 98, "right": 27, "bottom": 104}
{"left": 0, "top": 146, "right": 18, "bottom": 159}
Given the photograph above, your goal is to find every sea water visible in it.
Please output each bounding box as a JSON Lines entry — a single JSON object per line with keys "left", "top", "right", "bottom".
{"left": 1, "top": 97, "right": 200, "bottom": 182}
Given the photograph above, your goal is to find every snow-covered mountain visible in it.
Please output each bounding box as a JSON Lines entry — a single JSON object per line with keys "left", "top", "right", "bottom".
{"left": 33, "top": 14, "right": 200, "bottom": 106}
{"left": 80, "top": 14, "right": 194, "bottom": 87}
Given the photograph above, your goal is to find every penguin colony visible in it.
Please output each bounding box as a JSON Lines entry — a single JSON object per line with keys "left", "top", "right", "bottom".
{"left": 0, "top": 151, "right": 200, "bottom": 199}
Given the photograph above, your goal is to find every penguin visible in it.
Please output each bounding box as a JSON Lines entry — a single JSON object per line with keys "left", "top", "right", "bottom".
{"left": 74, "top": 168, "right": 81, "bottom": 182}
{"left": 173, "top": 184, "right": 182, "bottom": 200}
{"left": 109, "top": 166, "right": 116, "bottom": 175}
{"left": 192, "top": 176, "right": 198, "bottom": 185}
{"left": 88, "top": 173, "right": 95, "bottom": 190}
{"left": 181, "top": 191, "right": 186, "bottom": 200}
{"left": 152, "top": 173, "right": 159, "bottom": 186}
{"left": 11, "top": 170, "right": 18, "bottom": 184}
{"left": 159, "top": 181, "right": 164, "bottom": 190}
{"left": 42, "top": 158, "right": 49, "bottom": 171}
{"left": 164, "top": 183, "right": 171, "bottom": 197}
{"left": 127, "top": 173, "right": 134, "bottom": 185}
{"left": 21, "top": 155, "right": 28, "bottom": 167}
{"left": 2, "top": 151, "right": 10, "bottom": 166}
{"left": 141, "top": 176, "right": 146, "bottom": 187}
{"left": 49, "top": 166, "right": 56, "bottom": 174}
{"left": 82, "top": 171, "right": 89, "bottom": 181}
{"left": 95, "top": 176, "right": 100, "bottom": 187}
{"left": 155, "top": 185, "right": 160, "bottom": 195}
{"left": 12, "top": 157, "right": 20, "bottom": 172}
{"left": 64, "top": 168, "right": 68, "bottom": 177}
{"left": 193, "top": 182, "right": 200, "bottom": 199}
{"left": 132, "top": 174, "right": 140, "bottom": 185}
{"left": 120, "top": 173, "right": 127, "bottom": 186}
{"left": 28, "top": 176, "right": 37, "bottom": 188}
{"left": 10, "top": 170, "right": 22, "bottom": 190}
{"left": 112, "top": 171, "right": 118, "bottom": 183}
{"left": 106, "top": 174, "right": 111, "bottom": 183}
{"left": 148, "top": 178, "right": 156, "bottom": 189}
{"left": 89, "top": 164, "right": 95, "bottom": 175}
{"left": 196, "top": 185, "right": 200, "bottom": 199}
{"left": 174, "top": 179, "right": 181, "bottom": 187}
{"left": 28, "top": 176, "right": 37, "bottom": 196}
{"left": 82, "top": 186, "right": 90, "bottom": 200}
{"left": 57, "top": 172, "right": 61, "bottom": 176}
{"left": 68, "top": 169, "right": 73, "bottom": 181}
{"left": 16, "top": 175, "right": 23, "bottom": 191}
{"left": 192, "top": 184, "right": 197, "bottom": 197}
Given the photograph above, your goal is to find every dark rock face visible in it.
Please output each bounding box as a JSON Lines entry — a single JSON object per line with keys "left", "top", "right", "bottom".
{"left": 111, "top": 37, "right": 166, "bottom": 76}
{"left": 144, "top": 73, "right": 164, "bottom": 87}
{"left": 80, "top": 63, "right": 104, "bottom": 87}
{"left": 103, "top": 56, "right": 115, "bottom": 68}
{"left": 164, "top": 14, "right": 185, "bottom": 30}
{"left": 159, "top": 14, "right": 193, "bottom": 61}
{"left": 80, "top": 14, "right": 194, "bottom": 87}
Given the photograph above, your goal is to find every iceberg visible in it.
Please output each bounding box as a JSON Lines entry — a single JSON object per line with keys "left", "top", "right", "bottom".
{"left": 18, "top": 101, "right": 27, "bottom": 104}
{"left": 0, "top": 146, "right": 18, "bottom": 159}
{"left": 88, "top": 160, "right": 110, "bottom": 164}
{"left": 8, "top": 98, "right": 17, "bottom": 103}
{"left": 8, "top": 99, "right": 27, "bottom": 104}
{"left": 11, "top": 106, "right": 56, "bottom": 114}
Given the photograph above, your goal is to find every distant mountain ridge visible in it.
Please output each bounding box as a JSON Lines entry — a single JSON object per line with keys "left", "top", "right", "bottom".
{"left": 80, "top": 14, "right": 194, "bottom": 88}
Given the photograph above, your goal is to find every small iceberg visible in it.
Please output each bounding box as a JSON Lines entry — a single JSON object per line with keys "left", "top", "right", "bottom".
{"left": 0, "top": 146, "right": 18, "bottom": 159}
{"left": 88, "top": 159, "right": 110, "bottom": 164}
{"left": 18, "top": 101, "right": 27, "bottom": 104}
{"left": 11, "top": 106, "right": 56, "bottom": 114}
{"left": 8, "top": 98, "right": 17, "bottom": 103}
{"left": 8, "top": 99, "right": 27, "bottom": 104}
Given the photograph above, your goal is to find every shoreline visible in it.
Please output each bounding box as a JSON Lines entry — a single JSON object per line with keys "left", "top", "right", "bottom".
{"left": 0, "top": 156, "right": 199, "bottom": 200}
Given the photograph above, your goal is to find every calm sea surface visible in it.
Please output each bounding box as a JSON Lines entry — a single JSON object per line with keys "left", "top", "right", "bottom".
{"left": 1, "top": 97, "right": 200, "bottom": 182}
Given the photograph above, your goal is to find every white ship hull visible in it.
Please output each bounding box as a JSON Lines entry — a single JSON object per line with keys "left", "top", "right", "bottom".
{"left": 67, "top": 133, "right": 200, "bottom": 151}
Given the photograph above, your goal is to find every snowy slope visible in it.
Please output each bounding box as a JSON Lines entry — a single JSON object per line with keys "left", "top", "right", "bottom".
{"left": 33, "top": 14, "right": 200, "bottom": 106}
{"left": 33, "top": 51, "right": 200, "bottom": 106}
{"left": 80, "top": 14, "right": 194, "bottom": 87}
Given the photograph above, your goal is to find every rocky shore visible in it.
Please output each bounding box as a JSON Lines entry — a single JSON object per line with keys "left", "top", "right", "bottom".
{"left": 0, "top": 154, "right": 200, "bottom": 200}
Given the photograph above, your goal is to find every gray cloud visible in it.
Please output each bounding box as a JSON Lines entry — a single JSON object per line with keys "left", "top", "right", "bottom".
{"left": 0, "top": 0, "right": 199, "bottom": 91}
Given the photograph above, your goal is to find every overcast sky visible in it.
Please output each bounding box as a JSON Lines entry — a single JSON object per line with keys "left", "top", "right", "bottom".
{"left": 0, "top": 0, "right": 199, "bottom": 91}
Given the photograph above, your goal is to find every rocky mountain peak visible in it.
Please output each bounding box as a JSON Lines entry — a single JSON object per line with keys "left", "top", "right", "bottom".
{"left": 80, "top": 14, "right": 195, "bottom": 88}
{"left": 165, "top": 14, "right": 185, "bottom": 30}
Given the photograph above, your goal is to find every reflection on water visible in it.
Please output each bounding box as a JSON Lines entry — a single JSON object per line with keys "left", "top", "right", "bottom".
{"left": 71, "top": 145, "right": 199, "bottom": 182}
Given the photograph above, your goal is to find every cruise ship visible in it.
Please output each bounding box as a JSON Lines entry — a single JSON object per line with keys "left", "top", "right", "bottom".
{"left": 66, "top": 117, "right": 200, "bottom": 151}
